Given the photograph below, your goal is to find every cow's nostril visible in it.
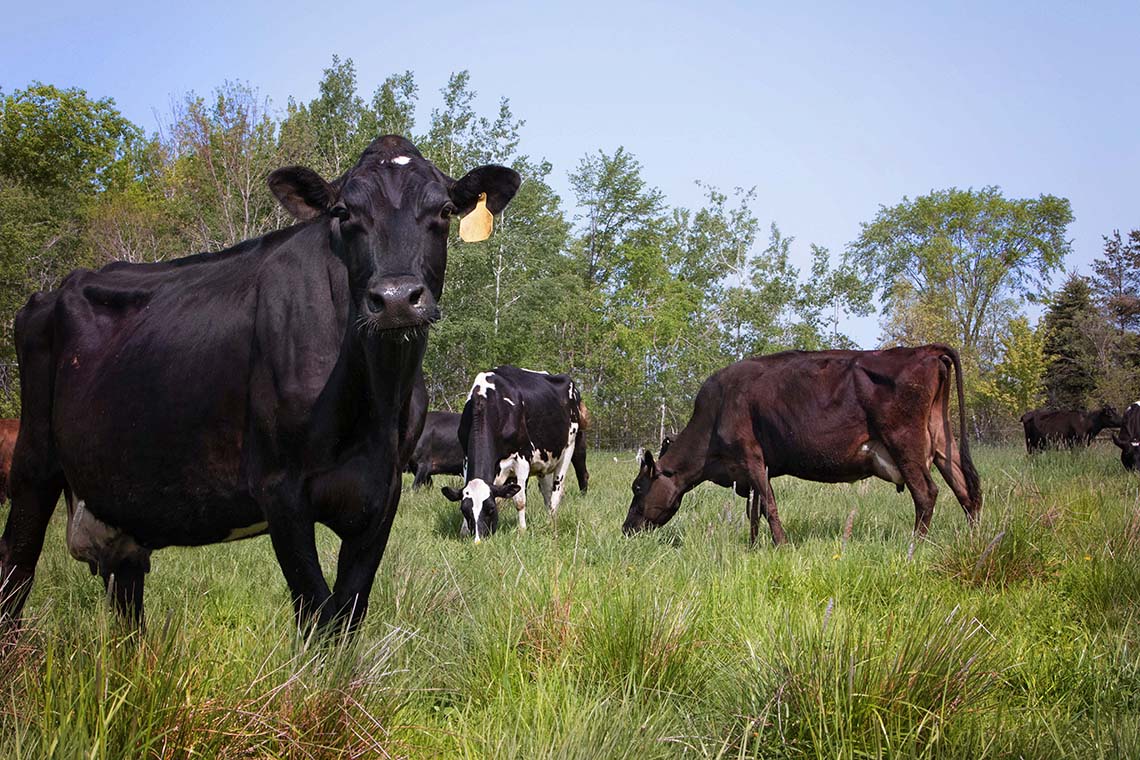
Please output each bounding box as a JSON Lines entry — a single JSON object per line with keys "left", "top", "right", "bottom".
{"left": 368, "top": 291, "right": 385, "bottom": 313}
{"left": 408, "top": 285, "right": 424, "bottom": 306}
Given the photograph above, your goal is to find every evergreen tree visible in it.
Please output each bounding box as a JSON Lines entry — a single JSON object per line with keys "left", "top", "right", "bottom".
{"left": 1041, "top": 274, "right": 1100, "bottom": 408}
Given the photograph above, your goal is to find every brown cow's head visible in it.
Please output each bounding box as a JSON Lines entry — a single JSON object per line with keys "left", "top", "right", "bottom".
{"left": 268, "top": 135, "right": 520, "bottom": 342}
{"left": 622, "top": 449, "right": 683, "bottom": 535}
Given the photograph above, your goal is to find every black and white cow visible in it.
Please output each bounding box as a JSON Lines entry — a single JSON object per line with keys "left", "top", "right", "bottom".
{"left": 442, "top": 366, "right": 589, "bottom": 541}
{"left": 1112, "top": 402, "right": 1140, "bottom": 471}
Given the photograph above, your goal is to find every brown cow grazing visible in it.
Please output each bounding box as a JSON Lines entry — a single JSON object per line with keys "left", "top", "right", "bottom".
{"left": 0, "top": 420, "right": 17, "bottom": 503}
{"left": 623, "top": 345, "right": 983, "bottom": 544}
{"left": 1020, "top": 406, "right": 1121, "bottom": 453}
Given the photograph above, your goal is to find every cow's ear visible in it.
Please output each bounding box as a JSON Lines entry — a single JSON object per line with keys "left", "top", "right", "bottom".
{"left": 449, "top": 165, "right": 521, "bottom": 216}
{"left": 492, "top": 482, "right": 521, "bottom": 500}
{"left": 441, "top": 486, "right": 463, "bottom": 502}
{"left": 641, "top": 450, "right": 655, "bottom": 472}
{"left": 269, "top": 166, "right": 338, "bottom": 221}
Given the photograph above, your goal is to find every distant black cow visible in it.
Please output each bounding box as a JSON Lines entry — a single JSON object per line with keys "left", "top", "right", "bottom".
{"left": 1020, "top": 406, "right": 1121, "bottom": 453}
{"left": 442, "top": 366, "right": 589, "bottom": 541}
{"left": 408, "top": 411, "right": 464, "bottom": 489}
{"left": 0, "top": 135, "right": 520, "bottom": 632}
{"left": 623, "top": 346, "right": 983, "bottom": 544}
{"left": 1112, "top": 402, "right": 1140, "bottom": 470}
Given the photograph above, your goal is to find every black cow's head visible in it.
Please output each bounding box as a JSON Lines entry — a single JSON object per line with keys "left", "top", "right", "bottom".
{"left": 1095, "top": 405, "right": 1123, "bottom": 429}
{"left": 622, "top": 449, "right": 683, "bottom": 535}
{"left": 441, "top": 479, "right": 520, "bottom": 542}
{"left": 268, "top": 135, "right": 520, "bottom": 341}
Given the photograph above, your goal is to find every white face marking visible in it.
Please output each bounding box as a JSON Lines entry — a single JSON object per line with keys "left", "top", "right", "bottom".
{"left": 468, "top": 372, "right": 496, "bottom": 399}
{"left": 391, "top": 155, "right": 412, "bottom": 165}
{"left": 1131, "top": 442, "right": 1139, "bottom": 448}
{"left": 502, "top": 397, "right": 515, "bottom": 406}
{"left": 463, "top": 479, "right": 492, "bottom": 542}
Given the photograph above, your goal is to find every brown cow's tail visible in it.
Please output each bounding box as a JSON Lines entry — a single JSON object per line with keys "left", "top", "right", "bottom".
{"left": 944, "top": 346, "right": 983, "bottom": 513}
{"left": 574, "top": 390, "right": 590, "bottom": 431}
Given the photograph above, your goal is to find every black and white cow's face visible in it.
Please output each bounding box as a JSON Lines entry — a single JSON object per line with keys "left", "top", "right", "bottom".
{"left": 622, "top": 450, "right": 682, "bottom": 535}
{"left": 441, "top": 479, "right": 520, "bottom": 542}
{"left": 268, "top": 135, "right": 520, "bottom": 341}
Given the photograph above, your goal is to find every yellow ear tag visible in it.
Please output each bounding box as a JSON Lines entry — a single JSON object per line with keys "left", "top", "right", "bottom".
{"left": 459, "top": 193, "right": 493, "bottom": 243}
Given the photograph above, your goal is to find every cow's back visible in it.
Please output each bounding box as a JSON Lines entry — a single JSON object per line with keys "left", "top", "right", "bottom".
{"left": 19, "top": 225, "right": 348, "bottom": 547}
{"left": 707, "top": 348, "right": 946, "bottom": 482}
{"left": 494, "top": 367, "right": 578, "bottom": 455}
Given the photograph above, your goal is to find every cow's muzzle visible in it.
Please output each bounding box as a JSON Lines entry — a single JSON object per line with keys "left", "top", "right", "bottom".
{"left": 622, "top": 516, "right": 650, "bottom": 536}
{"left": 360, "top": 276, "right": 439, "bottom": 340}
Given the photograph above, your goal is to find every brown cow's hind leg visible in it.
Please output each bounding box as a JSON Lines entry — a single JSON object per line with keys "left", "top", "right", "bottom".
{"left": 899, "top": 460, "right": 939, "bottom": 537}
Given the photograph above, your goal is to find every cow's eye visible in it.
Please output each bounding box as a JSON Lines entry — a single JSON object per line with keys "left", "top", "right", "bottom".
{"left": 440, "top": 202, "right": 457, "bottom": 220}
{"left": 330, "top": 203, "right": 350, "bottom": 221}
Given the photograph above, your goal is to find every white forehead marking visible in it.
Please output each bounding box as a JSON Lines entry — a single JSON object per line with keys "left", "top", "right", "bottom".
{"left": 468, "top": 372, "right": 496, "bottom": 400}
{"left": 1131, "top": 401, "right": 1140, "bottom": 409}
{"left": 391, "top": 155, "right": 411, "bottom": 165}
{"left": 503, "top": 397, "right": 515, "bottom": 406}
{"left": 463, "top": 479, "right": 492, "bottom": 542}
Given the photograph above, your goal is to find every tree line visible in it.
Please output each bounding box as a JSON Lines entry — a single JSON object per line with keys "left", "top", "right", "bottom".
{"left": 1, "top": 58, "right": 1133, "bottom": 446}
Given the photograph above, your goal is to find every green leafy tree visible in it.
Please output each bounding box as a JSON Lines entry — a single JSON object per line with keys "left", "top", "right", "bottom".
{"left": 0, "top": 83, "right": 143, "bottom": 365}
{"left": 975, "top": 317, "right": 1047, "bottom": 417}
{"left": 165, "top": 81, "right": 280, "bottom": 249}
{"left": 849, "top": 186, "right": 1073, "bottom": 366}
{"left": 569, "top": 147, "right": 666, "bottom": 292}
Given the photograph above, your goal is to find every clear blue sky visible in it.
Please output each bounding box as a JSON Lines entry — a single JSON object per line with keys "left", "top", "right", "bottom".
{"left": 3, "top": 0, "right": 1137, "bottom": 346}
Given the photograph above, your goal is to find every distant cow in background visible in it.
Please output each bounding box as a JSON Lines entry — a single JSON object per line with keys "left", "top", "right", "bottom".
{"left": 1020, "top": 406, "right": 1121, "bottom": 452}
{"left": 408, "top": 411, "right": 464, "bottom": 489}
{"left": 623, "top": 345, "right": 982, "bottom": 544}
{"left": 442, "top": 366, "right": 589, "bottom": 541}
{"left": 1112, "top": 402, "right": 1140, "bottom": 470}
{"left": 0, "top": 420, "right": 18, "bottom": 503}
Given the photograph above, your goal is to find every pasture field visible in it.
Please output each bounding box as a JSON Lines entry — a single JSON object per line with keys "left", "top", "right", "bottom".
{"left": 1, "top": 444, "right": 1138, "bottom": 759}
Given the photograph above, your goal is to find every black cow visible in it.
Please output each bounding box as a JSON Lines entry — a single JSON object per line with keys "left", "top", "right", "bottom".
{"left": 0, "top": 135, "right": 519, "bottom": 632}
{"left": 623, "top": 346, "right": 983, "bottom": 544}
{"left": 408, "top": 411, "right": 464, "bottom": 489}
{"left": 442, "top": 366, "right": 589, "bottom": 541}
{"left": 1112, "top": 402, "right": 1140, "bottom": 470}
{"left": 1020, "top": 406, "right": 1121, "bottom": 452}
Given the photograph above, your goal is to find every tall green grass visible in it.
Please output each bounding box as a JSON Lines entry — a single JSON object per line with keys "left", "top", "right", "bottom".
{"left": 1, "top": 444, "right": 1138, "bottom": 758}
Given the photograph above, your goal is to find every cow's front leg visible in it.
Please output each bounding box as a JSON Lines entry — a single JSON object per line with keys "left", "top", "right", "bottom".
{"left": 331, "top": 466, "right": 402, "bottom": 633}
{"left": 261, "top": 479, "right": 333, "bottom": 634}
